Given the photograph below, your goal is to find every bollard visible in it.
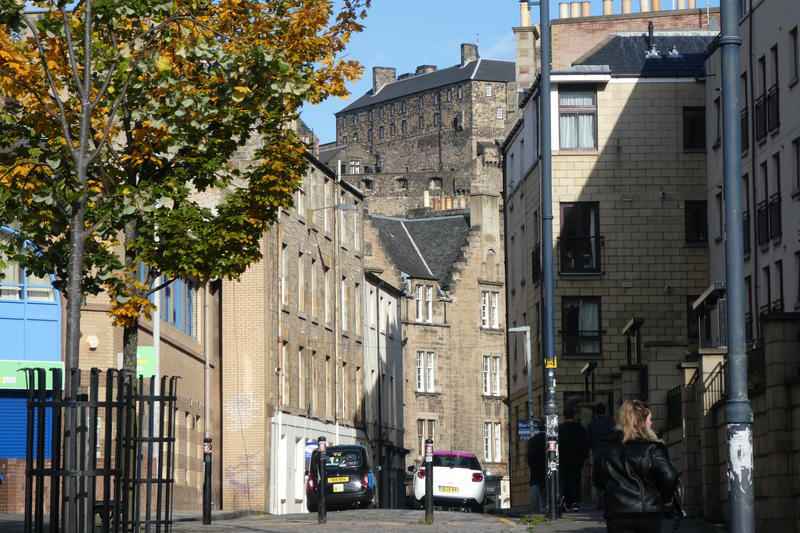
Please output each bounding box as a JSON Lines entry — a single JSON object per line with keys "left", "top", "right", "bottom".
{"left": 318, "top": 436, "right": 328, "bottom": 524}
{"left": 203, "top": 438, "right": 212, "bottom": 525}
{"left": 424, "top": 438, "right": 434, "bottom": 524}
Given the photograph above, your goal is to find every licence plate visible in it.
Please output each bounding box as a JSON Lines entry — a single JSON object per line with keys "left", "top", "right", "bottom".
{"left": 328, "top": 476, "right": 349, "bottom": 483}
{"left": 332, "top": 483, "right": 344, "bottom": 493}
{"left": 439, "top": 486, "right": 459, "bottom": 493}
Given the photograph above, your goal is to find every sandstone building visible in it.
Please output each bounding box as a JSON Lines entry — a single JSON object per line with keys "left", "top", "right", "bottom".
{"left": 503, "top": 21, "right": 715, "bottom": 504}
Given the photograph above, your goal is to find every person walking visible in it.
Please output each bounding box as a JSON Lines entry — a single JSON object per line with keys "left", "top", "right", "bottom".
{"left": 558, "top": 407, "right": 589, "bottom": 512}
{"left": 587, "top": 402, "right": 615, "bottom": 509}
{"left": 526, "top": 426, "right": 546, "bottom": 512}
{"left": 594, "top": 399, "right": 679, "bottom": 533}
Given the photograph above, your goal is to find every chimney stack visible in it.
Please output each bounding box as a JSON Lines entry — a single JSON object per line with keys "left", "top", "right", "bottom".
{"left": 678, "top": 0, "right": 686, "bottom": 8}
{"left": 560, "top": 2, "right": 570, "bottom": 18}
{"left": 622, "top": 0, "right": 632, "bottom": 13}
{"left": 581, "top": 1, "right": 591, "bottom": 16}
{"left": 640, "top": 0, "right": 650, "bottom": 12}
{"left": 603, "top": 0, "right": 613, "bottom": 15}
{"left": 652, "top": 0, "right": 660, "bottom": 10}
{"left": 519, "top": 0, "right": 531, "bottom": 26}
{"left": 688, "top": 0, "right": 696, "bottom": 7}
{"left": 461, "top": 43, "right": 479, "bottom": 65}
{"left": 415, "top": 65, "right": 437, "bottom": 76}
{"left": 570, "top": 1, "right": 580, "bottom": 17}
{"left": 372, "top": 67, "right": 396, "bottom": 94}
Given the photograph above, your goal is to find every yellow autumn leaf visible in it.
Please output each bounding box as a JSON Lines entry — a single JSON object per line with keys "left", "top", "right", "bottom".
{"left": 156, "top": 55, "right": 171, "bottom": 71}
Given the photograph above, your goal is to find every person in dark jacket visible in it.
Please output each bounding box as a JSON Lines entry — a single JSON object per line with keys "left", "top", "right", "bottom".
{"left": 594, "top": 399, "right": 679, "bottom": 533}
{"left": 527, "top": 428, "right": 546, "bottom": 511}
{"left": 558, "top": 407, "right": 589, "bottom": 512}
{"left": 587, "top": 402, "right": 616, "bottom": 508}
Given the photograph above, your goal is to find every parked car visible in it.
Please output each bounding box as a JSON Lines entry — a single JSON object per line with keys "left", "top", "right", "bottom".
{"left": 306, "top": 445, "right": 378, "bottom": 512}
{"left": 410, "top": 450, "right": 486, "bottom": 513}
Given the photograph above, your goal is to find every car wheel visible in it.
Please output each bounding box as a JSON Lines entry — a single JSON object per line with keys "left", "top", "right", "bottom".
{"left": 307, "top": 502, "right": 317, "bottom": 513}
{"left": 472, "top": 502, "right": 484, "bottom": 514}
{"left": 413, "top": 498, "right": 423, "bottom": 510}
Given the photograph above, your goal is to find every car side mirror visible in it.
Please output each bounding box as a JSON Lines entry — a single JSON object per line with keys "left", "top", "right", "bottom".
{"left": 375, "top": 466, "right": 382, "bottom": 472}
{"left": 407, "top": 465, "right": 416, "bottom": 472}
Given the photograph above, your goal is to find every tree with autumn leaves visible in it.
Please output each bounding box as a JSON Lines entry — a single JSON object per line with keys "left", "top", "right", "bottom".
{"left": 0, "top": 0, "right": 369, "bottom": 374}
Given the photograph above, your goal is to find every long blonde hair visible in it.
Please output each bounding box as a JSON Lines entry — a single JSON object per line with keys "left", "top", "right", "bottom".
{"left": 617, "top": 400, "right": 661, "bottom": 443}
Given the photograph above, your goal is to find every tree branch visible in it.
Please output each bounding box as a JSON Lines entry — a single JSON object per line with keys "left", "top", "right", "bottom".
{"left": 0, "top": 68, "right": 59, "bottom": 119}
{"left": 147, "top": 276, "right": 176, "bottom": 297}
{"left": 59, "top": 6, "right": 85, "bottom": 101}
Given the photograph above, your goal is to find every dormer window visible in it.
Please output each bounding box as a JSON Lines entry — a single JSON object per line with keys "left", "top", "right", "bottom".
{"left": 350, "top": 160, "right": 361, "bottom": 175}
{"left": 429, "top": 177, "right": 442, "bottom": 190}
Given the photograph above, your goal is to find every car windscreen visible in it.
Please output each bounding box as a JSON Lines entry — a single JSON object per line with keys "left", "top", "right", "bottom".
{"left": 432, "top": 455, "right": 481, "bottom": 470}
{"left": 326, "top": 449, "right": 364, "bottom": 468}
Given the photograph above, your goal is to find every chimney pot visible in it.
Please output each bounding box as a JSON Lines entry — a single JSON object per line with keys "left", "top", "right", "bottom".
{"left": 372, "top": 67, "right": 396, "bottom": 94}
{"left": 640, "top": 0, "right": 650, "bottom": 12}
{"left": 559, "top": 2, "right": 570, "bottom": 18}
{"left": 415, "top": 65, "right": 437, "bottom": 76}
{"left": 688, "top": 0, "right": 696, "bottom": 8}
{"left": 622, "top": 0, "right": 632, "bottom": 13}
{"left": 581, "top": 1, "right": 591, "bottom": 17}
{"left": 652, "top": 0, "right": 660, "bottom": 10}
{"left": 570, "top": 1, "right": 581, "bottom": 17}
{"left": 519, "top": 0, "right": 531, "bottom": 26}
{"left": 603, "top": 0, "right": 613, "bottom": 15}
{"left": 678, "top": 0, "right": 686, "bottom": 8}
{"left": 461, "top": 43, "right": 479, "bottom": 65}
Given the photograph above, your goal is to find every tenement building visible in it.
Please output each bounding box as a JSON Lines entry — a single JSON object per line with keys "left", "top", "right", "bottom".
{"left": 503, "top": 26, "right": 715, "bottom": 505}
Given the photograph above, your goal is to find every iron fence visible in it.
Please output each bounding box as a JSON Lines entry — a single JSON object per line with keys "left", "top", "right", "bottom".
{"left": 703, "top": 361, "right": 727, "bottom": 411}
{"left": 22, "top": 367, "right": 178, "bottom": 533}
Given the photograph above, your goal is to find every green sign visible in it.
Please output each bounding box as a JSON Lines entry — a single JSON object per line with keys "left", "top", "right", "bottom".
{"left": 0, "top": 360, "right": 65, "bottom": 390}
{"left": 136, "top": 346, "right": 157, "bottom": 378}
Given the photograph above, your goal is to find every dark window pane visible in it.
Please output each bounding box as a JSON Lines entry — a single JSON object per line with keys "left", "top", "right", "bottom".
{"left": 683, "top": 107, "right": 706, "bottom": 150}
{"left": 684, "top": 200, "right": 708, "bottom": 243}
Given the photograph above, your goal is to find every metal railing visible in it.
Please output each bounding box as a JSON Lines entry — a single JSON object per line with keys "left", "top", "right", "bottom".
{"left": 742, "top": 210, "right": 750, "bottom": 254}
{"left": 22, "top": 367, "right": 179, "bottom": 533}
{"left": 666, "top": 386, "right": 682, "bottom": 428}
{"left": 703, "top": 360, "right": 727, "bottom": 411}
{"left": 756, "top": 200, "right": 769, "bottom": 246}
{"left": 768, "top": 193, "right": 781, "bottom": 239}
{"left": 755, "top": 94, "right": 767, "bottom": 141}
{"left": 740, "top": 108, "right": 749, "bottom": 153}
{"left": 559, "top": 236, "right": 601, "bottom": 274}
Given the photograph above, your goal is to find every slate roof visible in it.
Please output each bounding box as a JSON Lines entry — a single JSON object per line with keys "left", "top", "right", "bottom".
{"left": 338, "top": 59, "right": 515, "bottom": 114}
{"left": 573, "top": 32, "right": 717, "bottom": 77}
{"left": 318, "top": 144, "right": 347, "bottom": 166}
{"left": 370, "top": 214, "right": 471, "bottom": 288}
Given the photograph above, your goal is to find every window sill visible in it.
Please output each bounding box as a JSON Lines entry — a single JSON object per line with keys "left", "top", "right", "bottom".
{"left": 683, "top": 148, "right": 707, "bottom": 154}
{"left": 712, "top": 140, "right": 721, "bottom": 150}
{"left": 685, "top": 241, "right": 709, "bottom": 248}
{"left": 791, "top": 188, "right": 800, "bottom": 200}
{"left": 559, "top": 271, "right": 604, "bottom": 277}
{"left": 790, "top": 77, "right": 799, "bottom": 89}
{"left": 553, "top": 149, "right": 599, "bottom": 156}
{"left": 714, "top": 236, "right": 723, "bottom": 244}
{"left": 482, "top": 394, "right": 506, "bottom": 400}
{"left": 771, "top": 235, "right": 782, "bottom": 245}
{"left": 769, "top": 127, "right": 780, "bottom": 136}
{"left": 481, "top": 327, "right": 505, "bottom": 335}
{"left": 415, "top": 391, "right": 441, "bottom": 397}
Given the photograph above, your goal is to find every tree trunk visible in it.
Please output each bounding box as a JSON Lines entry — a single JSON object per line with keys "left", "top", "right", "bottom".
{"left": 64, "top": 206, "right": 87, "bottom": 375}
{"left": 122, "top": 220, "right": 139, "bottom": 372}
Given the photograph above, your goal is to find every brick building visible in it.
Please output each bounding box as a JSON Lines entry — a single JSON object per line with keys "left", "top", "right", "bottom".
{"left": 503, "top": 21, "right": 716, "bottom": 506}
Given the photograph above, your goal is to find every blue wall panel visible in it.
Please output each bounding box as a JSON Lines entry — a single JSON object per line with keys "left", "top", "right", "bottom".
{"left": 0, "top": 317, "right": 24, "bottom": 361}
{"left": 0, "top": 391, "right": 52, "bottom": 459}
{"left": 25, "top": 319, "right": 61, "bottom": 362}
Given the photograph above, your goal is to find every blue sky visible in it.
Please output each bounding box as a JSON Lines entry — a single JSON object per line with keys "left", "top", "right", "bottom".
{"left": 300, "top": 0, "right": 721, "bottom": 144}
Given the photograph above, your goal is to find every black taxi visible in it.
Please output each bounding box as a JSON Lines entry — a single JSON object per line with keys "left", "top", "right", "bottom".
{"left": 306, "top": 445, "right": 378, "bottom": 512}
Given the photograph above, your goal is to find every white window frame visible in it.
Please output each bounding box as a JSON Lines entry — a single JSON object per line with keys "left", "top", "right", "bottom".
{"left": 298, "top": 251, "right": 305, "bottom": 313}
{"left": 341, "top": 277, "right": 348, "bottom": 331}
{"left": 493, "top": 422, "right": 502, "bottom": 462}
{"left": 490, "top": 291, "right": 499, "bottom": 328}
{"left": 416, "top": 285, "right": 423, "bottom": 321}
{"left": 324, "top": 266, "right": 330, "bottom": 323}
{"left": 492, "top": 356, "right": 501, "bottom": 396}
{"left": 281, "top": 341, "right": 288, "bottom": 405}
{"left": 425, "top": 285, "right": 433, "bottom": 323}
{"left": 481, "top": 290, "right": 489, "bottom": 327}
{"left": 425, "top": 351, "right": 435, "bottom": 392}
{"left": 416, "top": 351, "right": 425, "bottom": 391}
{"left": 298, "top": 347, "right": 304, "bottom": 408}
{"left": 483, "top": 422, "right": 492, "bottom": 461}
{"left": 495, "top": 107, "right": 503, "bottom": 119}
{"left": 280, "top": 244, "right": 288, "bottom": 306}
{"left": 482, "top": 356, "right": 491, "bottom": 395}
{"left": 485, "top": 85, "right": 493, "bottom": 97}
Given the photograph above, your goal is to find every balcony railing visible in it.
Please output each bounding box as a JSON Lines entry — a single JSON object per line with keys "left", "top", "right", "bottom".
{"left": 767, "top": 84, "right": 780, "bottom": 132}
{"left": 559, "top": 236, "right": 601, "bottom": 274}
{"left": 772, "top": 298, "right": 784, "bottom": 313}
{"left": 704, "top": 360, "right": 727, "bottom": 411}
{"left": 768, "top": 193, "right": 781, "bottom": 239}
{"left": 741, "top": 108, "right": 749, "bottom": 153}
{"left": 759, "top": 303, "right": 771, "bottom": 318}
{"left": 756, "top": 200, "right": 769, "bottom": 246}
{"left": 755, "top": 94, "right": 767, "bottom": 141}
{"left": 742, "top": 210, "right": 750, "bottom": 254}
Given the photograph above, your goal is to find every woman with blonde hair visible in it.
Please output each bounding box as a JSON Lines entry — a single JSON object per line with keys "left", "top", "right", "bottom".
{"left": 593, "top": 400, "right": 679, "bottom": 533}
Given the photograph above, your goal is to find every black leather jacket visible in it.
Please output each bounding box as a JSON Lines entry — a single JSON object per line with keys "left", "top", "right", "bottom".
{"left": 593, "top": 430, "right": 679, "bottom": 517}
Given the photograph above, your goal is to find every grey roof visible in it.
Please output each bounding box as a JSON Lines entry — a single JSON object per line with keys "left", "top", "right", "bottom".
{"left": 318, "top": 144, "right": 347, "bottom": 166}
{"left": 575, "top": 32, "right": 717, "bottom": 77}
{"left": 338, "top": 59, "right": 515, "bottom": 114}
{"left": 370, "top": 214, "right": 471, "bottom": 288}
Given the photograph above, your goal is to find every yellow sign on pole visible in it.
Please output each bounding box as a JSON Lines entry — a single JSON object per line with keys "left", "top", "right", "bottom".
{"left": 545, "top": 357, "right": 558, "bottom": 369}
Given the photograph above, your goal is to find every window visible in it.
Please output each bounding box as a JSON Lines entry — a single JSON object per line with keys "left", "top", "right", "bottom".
{"left": 769, "top": 153, "right": 782, "bottom": 240}
{"left": 401, "top": 120, "right": 408, "bottom": 135}
{"left": 560, "top": 202, "right": 600, "bottom": 273}
{"left": 401, "top": 101, "right": 408, "bottom": 114}
{"left": 379, "top": 106, "right": 384, "bottom": 119}
{"left": 793, "top": 138, "right": 800, "bottom": 191}
{"left": 481, "top": 291, "right": 489, "bottom": 327}
{"left": 0, "top": 246, "right": 55, "bottom": 302}
{"left": 457, "top": 87, "right": 463, "bottom": 99}
{"left": 447, "top": 88, "right": 452, "bottom": 102}
{"left": 418, "top": 115, "right": 424, "bottom": 130}
{"left": 350, "top": 159, "right": 360, "bottom": 175}
{"left": 418, "top": 96, "right": 424, "bottom": 110}
{"left": 323, "top": 179, "right": 330, "bottom": 231}
{"left": 158, "top": 277, "right": 197, "bottom": 336}
{"left": 298, "top": 347, "right": 304, "bottom": 408}
{"left": 311, "top": 259, "right": 317, "bottom": 318}
{"left": 415, "top": 284, "right": 423, "bottom": 321}
{"left": 367, "top": 129, "right": 372, "bottom": 142}
{"left": 762, "top": 266, "right": 771, "bottom": 316}
{"left": 485, "top": 85, "right": 493, "bottom": 97}
{"left": 390, "top": 123, "right": 397, "bottom": 136}
{"left": 559, "top": 87, "right": 596, "bottom": 150}
{"left": 490, "top": 291, "right": 499, "bottom": 328}
{"left": 683, "top": 106, "right": 706, "bottom": 151}
{"left": 425, "top": 285, "right": 433, "bottom": 322}
{"left": 741, "top": 73, "right": 749, "bottom": 153}
{"left": 417, "top": 419, "right": 435, "bottom": 456}
{"left": 685, "top": 200, "right": 708, "bottom": 243}
{"left": 790, "top": 27, "right": 799, "bottom": 83}
{"left": 354, "top": 281, "right": 361, "bottom": 331}
{"left": 562, "top": 296, "right": 601, "bottom": 356}
{"left": 324, "top": 265, "right": 331, "bottom": 323}
{"left": 361, "top": 179, "right": 373, "bottom": 190}
{"left": 495, "top": 107, "right": 503, "bottom": 120}
{"left": 396, "top": 178, "right": 408, "bottom": 190}
{"left": 280, "top": 243, "right": 288, "bottom": 305}
{"left": 389, "top": 103, "right": 395, "bottom": 116}
{"left": 483, "top": 422, "right": 502, "bottom": 462}
{"left": 775, "top": 260, "right": 784, "bottom": 311}
{"left": 352, "top": 132, "right": 358, "bottom": 143}
{"left": 341, "top": 362, "right": 348, "bottom": 416}
{"left": 298, "top": 251, "right": 305, "bottom": 313}
{"left": 368, "top": 109, "right": 373, "bottom": 121}
{"left": 433, "top": 113, "right": 440, "bottom": 126}
{"left": 768, "top": 45, "right": 780, "bottom": 132}
{"left": 416, "top": 351, "right": 435, "bottom": 392}
{"left": 433, "top": 93, "right": 440, "bottom": 105}
{"left": 482, "top": 356, "right": 491, "bottom": 395}
{"left": 281, "top": 341, "right": 288, "bottom": 405}
{"left": 492, "top": 356, "right": 501, "bottom": 395}
{"left": 713, "top": 97, "right": 721, "bottom": 147}
{"left": 429, "top": 177, "right": 441, "bottom": 190}
{"left": 796, "top": 252, "right": 800, "bottom": 305}
{"left": 379, "top": 126, "right": 384, "bottom": 139}
{"left": 341, "top": 277, "right": 348, "bottom": 331}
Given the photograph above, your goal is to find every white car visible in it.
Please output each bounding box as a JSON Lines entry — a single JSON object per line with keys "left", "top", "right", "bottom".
{"left": 411, "top": 450, "right": 486, "bottom": 512}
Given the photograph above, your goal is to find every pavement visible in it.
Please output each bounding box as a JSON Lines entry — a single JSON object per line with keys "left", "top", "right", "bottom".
{"left": 0, "top": 507, "right": 729, "bottom": 532}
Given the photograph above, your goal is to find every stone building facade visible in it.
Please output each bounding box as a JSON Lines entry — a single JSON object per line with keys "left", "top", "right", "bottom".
{"left": 364, "top": 193, "right": 509, "bottom": 506}
{"left": 502, "top": 27, "right": 715, "bottom": 506}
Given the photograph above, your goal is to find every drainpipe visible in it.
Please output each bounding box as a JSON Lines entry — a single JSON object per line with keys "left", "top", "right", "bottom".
{"left": 747, "top": 0, "right": 759, "bottom": 338}
{"left": 720, "top": 1, "right": 755, "bottom": 532}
